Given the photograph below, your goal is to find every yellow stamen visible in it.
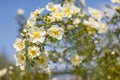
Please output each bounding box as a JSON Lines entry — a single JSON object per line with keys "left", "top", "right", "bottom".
{"left": 33, "top": 32, "right": 40, "bottom": 38}
{"left": 52, "top": 29, "right": 59, "bottom": 36}
{"left": 18, "top": 42, "right": 24, "bottom": 49}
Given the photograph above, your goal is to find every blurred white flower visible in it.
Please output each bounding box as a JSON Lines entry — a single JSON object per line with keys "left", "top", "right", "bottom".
{"left": 0, "top": 68, "right": 7, "bottom": 78}
{"left": 52, "top": 78, "right": 58, "bottom": 80}
{"left": 88, "top": 7, "right": 102, "bottom": 21}
{"left": 31, "top": 8, "right": 45, "bottom": 18}
{"left": 45, "top": 50, "right": 49, "bottom": 57}
{"left": 94, "top": 40, "right": 99, "bottom": 44}
{"left": 28, "top": 46, "right": 40, "bottom": 58}
{"left": 71, "top": 54, "right": 82, "bottom": 66}
{"left": 72, "top": 5, "right": 81, "bottom": 14}
{"left": 73, "top": 18, "right": 80, "bottom": 25}
{"left": 111, "top": 51, "right": 115, "bottom": 55}
{"left": 63, "top": 4, "right": 73, "bottom": 18}
{"left": 58, "top": 58, "right": 63, "bottom": 64}
{"left": 28, "top": 27, "right": 46, "bottom": 43}
{"left": 13, "top": 38, "right": 25, "bottom": 51}
{"left": 46, "top": 3, "right": 61, "bottom": 12}
{"left": 46, "top": 15, "right": 55, "bottom": 22}
{"left": 9, "top": 66, "right": 14, "bottom": 70}
{"left": 80, "top": 0, "right": 86, "bottom": 7}
{"left": 26, "top": 17, "right": 36, "bottom": 28}
{"left": 84, "top": 18, "right": 100, "bottom": 29}
{"left": 37, "top": 54, "right": 49, "bottom": 68}
{"left": 111, "top": 0, "right": 120, "bottom": 3}
{"left": 14, "top": 50, "right": 26, "bottom": 70}
{"left": 17, "top": 8, "right": 24, "bottom": 15}
{"left": 67, "top": 25, "right": 75, "bottom": 30}
{"left": 47, "top": 25, "right": 64, "bottom": 40}
{"left": 26, "top": 8, "right": 44, "bottom": 28}
{"left": 51, "top": 9, "right": 64, "bottom": 21}
{"left": 63, "top": 3, "right": 80, "bottom": 18}
{"left": 98, "top": 22, "right": 108, "bottom": 34}
{"left": 44, "top": 66, "right": 51, "bottom": 75}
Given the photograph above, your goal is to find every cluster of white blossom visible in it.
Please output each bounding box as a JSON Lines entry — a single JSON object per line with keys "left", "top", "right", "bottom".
{"left": 13, "top": 2, "right": 108, "bottom": 73}
{"left": 84, "top": 7, "right": 108, "bottom": 34}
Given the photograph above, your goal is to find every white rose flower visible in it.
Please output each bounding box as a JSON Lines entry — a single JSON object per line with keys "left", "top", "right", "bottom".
{"left": 26, "top": 16, "right": 36, "bottom": 28}
{"left": 44, "top": 67, "right": 51, "bottom": 75}
{"left": 84, "top": 18, "right": 100, "bottom": 29}
{"left": 47, "top": 25, "right": 64, "bottom": 40}
{"left": 37, "top": 54, "right": 49, "bottom": 68}
{"left": 98, "top": 22, "right": 108, "bottom": 34}
{"left": 28, "top": 46, "right": 40, "bottom": 58}
{"left": 28, "top": 27, "right": 46, "bottom": 43}
{"left": 73, "top": 18, "right": 80, "bottom": 25}
{"left": 26, "top": 8, "right": 44, "bottom": 28}
{"left": 30, "top": 8, "right": 45, "bottom": 18}
{"left": 63, "top": 3, "right": 80, "bottom": 18}
{"left": 46, "top": 3, "right": 61, "bottom": 12}
{"left": 13, "top": 38, "right": 25, "bottom": 51}
{"left": 71, "top": 54, "right": 82, "bottom": 66}
{"left": 14, "top": 50, "right": 26, "bottom": 69}
{"left": 88, "top": 7, "right": 102, "bottom": 21}
{"left": 63, "top": 4, "right": 73, "bottom": 18}
{"left": 51, "top": 11, "right": 64, "bottom": 21}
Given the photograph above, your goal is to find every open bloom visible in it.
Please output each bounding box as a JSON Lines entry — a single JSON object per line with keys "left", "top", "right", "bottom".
{"left": 26, "top": 17, "right": 36, "bottom": 28}
{"left": 37, "top": 54, "right": 49, "bottom": 68}
{"left": 46, "top": 2, "right": 61, "bottom": 13}
{"left": 84, "top": 18, "right": 100, "bottom": 29}
{"left": 98, "top": 22, "right": 108, "bottom": 34}
{"left": 63, "top": 3, "right": 80, "bottom": 18}
{"left": 71, "top": 54, "right": 82, "bottom": 66}
{"left": 47, "top": 25, "right": 64, "bottom": 40}
{"left": 73, "top": 18, "right": 80, "bottom": 25}
{"left": 13, "top": 38, "right": 25, "bottom": 51}
{"left": 46, "top": 3, "right": 64, "bottom": 21}
{"left": 28, "top": 27, "right": 46, "bottom": 43}
{"left": 51, "top": 8, "right": 64, "bottom": 21}
{"left": 31, "top": 8, "right": 45, "bottom": 18}
{"left": 26, "top": 8, "right": 44, "bottom": 28}
{"left": 14, "top": 50, "right": 26, "bottom": 70}
{"left": 63, "top": 4, "right": 74, "bottom": 18}
{"left": 88, "top": 7, "right": 102, "bottom": 21}
{"left": 28, "top": 46, "right": 40, "bottom": 58}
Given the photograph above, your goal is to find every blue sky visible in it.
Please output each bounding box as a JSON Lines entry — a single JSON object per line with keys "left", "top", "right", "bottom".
{"left": 0, "top": 0, "right": 112, "bottom": 62}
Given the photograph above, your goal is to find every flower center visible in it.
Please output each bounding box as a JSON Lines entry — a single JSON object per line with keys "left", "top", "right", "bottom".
{"left": 39, "top": 58, "right": 45, "bottom": 64}
{"left": 20, "top": 55, "right": 25, "bottom": 61}
{"left": 30, "top": 50, "right": 37, "bottom": 56}
{"left": 33, "top": 32, "right": 40, "bottom": 38}
{"left": 18, "top": 41, "right": 24, "bottom": 49}
{"left": 52, "top": 7, "right": 56, "bottom": 12}
{"left": 65, "top": 8, "right": 71, "bottom": 15}
{"left": 52, "top": 29, "right": 59, "bottom": 36}
{"left": 33, "top": 11, "right": 40, "bottom": 17}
